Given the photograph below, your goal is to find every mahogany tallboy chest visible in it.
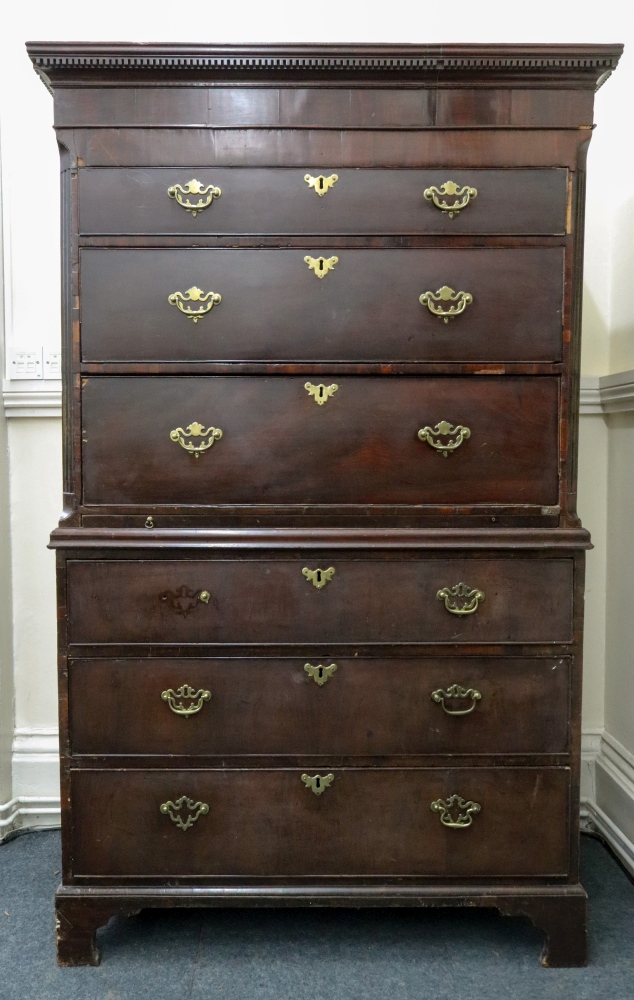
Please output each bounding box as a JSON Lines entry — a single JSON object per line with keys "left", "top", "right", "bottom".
{"left": 28, "top": 42, "right": 622, "bottom": 966}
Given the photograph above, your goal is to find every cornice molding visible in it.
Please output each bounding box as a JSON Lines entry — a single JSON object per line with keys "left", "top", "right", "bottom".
{"left": 27, "top": 43, "right": 622, "bottom": 91}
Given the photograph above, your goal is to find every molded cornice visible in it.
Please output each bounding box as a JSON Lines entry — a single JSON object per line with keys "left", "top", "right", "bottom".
{"left": 27, "top": 43, "right": 622, "bottom": 92}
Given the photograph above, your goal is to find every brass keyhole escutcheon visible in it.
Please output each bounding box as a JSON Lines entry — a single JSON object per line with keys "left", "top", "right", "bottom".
{"left": 304, "top": 173, "right": 338, "bottom": 196}
{"left": 302, "top": 567, "right": 335, "bottom": 589}
{"left": 304, "top": 255, "right": 338, "bottom": 278}
{"left": 301, "top": 773, "right": 334, "bottom": 796}
{"left": 305, "top": 382, "right": 338, "bottom": 405}
{"left": 304, "top": 663, "right": 338, "bottom": 686}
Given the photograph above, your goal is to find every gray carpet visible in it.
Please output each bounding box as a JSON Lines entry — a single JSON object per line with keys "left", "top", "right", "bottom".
{"left": 1, "top": 832, "right": 633, "bottom": 999}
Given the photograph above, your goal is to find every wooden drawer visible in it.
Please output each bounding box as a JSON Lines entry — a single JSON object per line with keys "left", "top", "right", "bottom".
{"left": 78, "top": 167, "right": 567, "bottom": 236}
{"left": 80, "top": 247, "right": 564, "bottom": 364}
{"left": 81, "top": 376, "right": 560, "bottom": 507}
{"left": 69, "top": 656, "right": 571, "bottom": 757}
{"left": 66, "top": 557, "right": 574, "bottom": 645}
{"left": 70, "top": 767, "right": 570, "bottom": 877}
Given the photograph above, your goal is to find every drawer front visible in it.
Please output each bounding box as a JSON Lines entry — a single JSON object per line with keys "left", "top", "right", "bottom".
{"left": 80, "top": 247, "right": 564, "bottom": 364}
{"left": 69, "top": 656, "right": 571, "bottom": 757}
{"left": 70, "top": 767, "right": 570, "bottom": 877}
{"left": 78, "top": 167, "right": 567, "bottom": 236}
{"left": 66, "top": 557, "right": 574, "bottom": 645}
{"left": 81, "top": 376, "right": 560, "bottom": 507}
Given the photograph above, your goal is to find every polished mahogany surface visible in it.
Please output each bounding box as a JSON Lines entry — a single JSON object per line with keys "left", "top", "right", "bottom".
{"left": 28, "top": 41, "right": 622, "bottom": 967}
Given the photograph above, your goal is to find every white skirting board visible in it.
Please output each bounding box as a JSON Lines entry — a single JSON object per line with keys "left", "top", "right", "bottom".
{"left": 3, "top": 728, "right": 634, "bottom": 875}
{"left": 0, "top": 729, "right": 60, "bottom": 840}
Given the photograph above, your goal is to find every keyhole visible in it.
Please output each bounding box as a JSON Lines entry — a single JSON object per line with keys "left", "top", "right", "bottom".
{"left": 314, "top": 777, "right": 322, "bottom": 790}
{"left": 317, "top": 667, "right": 324, "bottom": 681}
{"left": 318, "top": 176, "right": 324, "bottom": 191}
{"left": 318, "top": 259, "right": 324, "bottom": 273}
{"left": 315, "top": 570, "right": 323, "bottom": 585}
{"left": 317, "top": 386, "right": 325, "bottom": 401}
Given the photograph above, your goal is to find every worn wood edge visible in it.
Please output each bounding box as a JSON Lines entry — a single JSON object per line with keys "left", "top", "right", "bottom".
{"left": 55, "top": 882, "right": 587, "bottom": 904}
{"left": 48, "top": 526, "right": 592, "bottom": 549}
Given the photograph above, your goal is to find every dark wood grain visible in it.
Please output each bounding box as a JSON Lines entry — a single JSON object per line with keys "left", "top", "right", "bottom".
{"left": 68, "top": 655, "right": 570, "bottom": 757}
{"left": 79, "top": 247, "right": 564, "bottom": 363}
{"left": 80, "top": 375, "right": 560, "bottom": 507}
{"left": 29, "top": 39, "right": 614, "bottom": 967}
{"left": 66, "top": 556, "right": 573, "bottom": 645}
{"left": 70, "top": 766, "right": 570, "bottom": 877}
{"left": 78, "top": 168, "right": 567, "bottom": 236}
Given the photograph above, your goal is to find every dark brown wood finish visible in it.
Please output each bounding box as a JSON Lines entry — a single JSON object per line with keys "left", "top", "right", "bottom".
{"left": 81, "top": 376, "right": 560, "bottom": 507}
{"left": 66, "top": 556, "right": 573, "bottom": 645}
{"left": 80, "top": 247, "right": 564, "bottom": 363}
{"left": 29, "top": 41, "right": 621, "bottom": 966}
{"left": 78, "top": 168, "right": 567, "bottom": 236}
{"left": 69, "top": 656, "right": 570, "bottom": 757}
{"left": 69, "top": 767, "right": 571, "bottom": 878}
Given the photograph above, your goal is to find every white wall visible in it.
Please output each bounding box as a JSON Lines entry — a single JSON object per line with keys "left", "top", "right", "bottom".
{"left": 0, "top": 0, "right": 633, "bottom": 847}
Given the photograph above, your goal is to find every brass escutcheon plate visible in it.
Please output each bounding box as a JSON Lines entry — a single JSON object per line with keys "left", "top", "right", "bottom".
{"left": 304, "top": 173, "right": 338, "bottom": 196}
{"left": 302, "top": 567, "right": 335, "bottom": 589}
{"left": 304, "top": 255, "right": 338, "bottom": 278}
{"left": 301, "top": 773, "right": 335, "bottom": 796}
{"left": 305, "top": 382, "right": 338, "bottom": 405}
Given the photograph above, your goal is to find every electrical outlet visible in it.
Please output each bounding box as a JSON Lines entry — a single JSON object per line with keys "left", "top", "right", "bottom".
{"left": 11, "top": 350, "right": 43, "bottom": 379}
{"left": 44, "top": 352, "right": 62, "bottom": 378}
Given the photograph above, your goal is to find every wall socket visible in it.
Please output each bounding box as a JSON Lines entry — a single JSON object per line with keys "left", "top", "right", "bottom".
{"left": 10, "top": 349, "right": 62, "bottom": 380}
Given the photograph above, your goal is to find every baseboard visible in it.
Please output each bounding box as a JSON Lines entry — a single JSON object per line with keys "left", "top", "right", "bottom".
{"left": 581, "top": 730, "right": 634, "bottom": 877}
{"left": 0, "top": 728, "right": 60, "bottom": 842}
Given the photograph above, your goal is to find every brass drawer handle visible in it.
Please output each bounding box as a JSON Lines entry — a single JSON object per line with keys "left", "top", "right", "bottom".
{"left": 302, "top": 567, "right": 335, "bottom": 589}
{"left": 160, "top": 586, "right": 211, "bottom": 615}
{"left": 419, "top": 286, "right": 473, "bottom": 323}
{"left": 431, "top": 684, "right": 482, "bottom": 716}
{"left": 161, "top": 685, "right": 211, "bottom": 716}
{"left": 304, "top": 255, "right": 338, "bottom": 278}
{"left": 160, "top": 796, "right": 209, "bottom": 831}
{"left": 304, "top": 662, "right": 338, "bottom": 686}
{"left": 431, "top": 794, "right": 481, "bottom": 829}
{"left": 302, "top": 773, "right": 334, "bottom": 796}
{"left": 305, "top": 382, "right": 338, "bottom": 405}
{"left": 168, "top": 286, "right": 222, "bottom": 323}
{"left": 418, "top": 421, "right": 471, "bottom": 457}
{"left": 437, "top": 583, "right": 485, "bottom": 616}
{"left": 170, "top": 422, "right": 223, "bottom": 458}
{"left": 167, "top": 178, "right": 221, "bottom": 216}
{"left": 304, "top": 173, "right": 338, "bottom": 196}
{"left": 423, "top": 181, "right": 477, "bottom": 218}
